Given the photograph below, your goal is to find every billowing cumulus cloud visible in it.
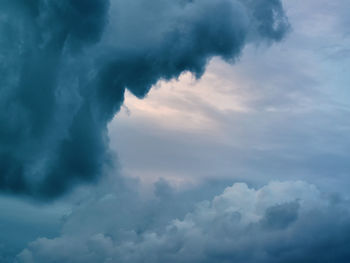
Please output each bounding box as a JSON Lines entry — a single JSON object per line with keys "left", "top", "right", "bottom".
{"left": 15, "top": 181, "right": 350, "bottom": 262}
{"left": 0, "top": 0, "right": 289, "bottom": 199}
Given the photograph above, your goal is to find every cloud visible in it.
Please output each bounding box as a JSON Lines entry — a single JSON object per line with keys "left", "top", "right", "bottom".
{"left": 109, "top": 0, "right": 350, "bottom": 191}
{"left": 15, "top": 180, "right": 350, "bottom": 262}
{"left": 0, "top": 0, "right": 289, "bottom": 199}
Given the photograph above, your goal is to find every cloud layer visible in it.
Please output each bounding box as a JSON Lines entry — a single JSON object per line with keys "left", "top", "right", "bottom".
{"left": 16, "top": 180, "right": 350, "bottom": 262}
{"left": 0, "top": 0, "right": 289, "bottom": 198}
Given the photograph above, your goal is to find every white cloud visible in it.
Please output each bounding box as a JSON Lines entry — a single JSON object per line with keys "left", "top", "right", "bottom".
{"left": 16, "top": 180, "right": 350, "bottom": 263}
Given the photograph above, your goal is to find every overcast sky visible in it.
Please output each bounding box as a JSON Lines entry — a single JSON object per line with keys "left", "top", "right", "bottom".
{"left": 1, "top": 0, "right": 350, "bottom": 262}
{"left": 110, "top": 0, "right": 350, "bottom": 193}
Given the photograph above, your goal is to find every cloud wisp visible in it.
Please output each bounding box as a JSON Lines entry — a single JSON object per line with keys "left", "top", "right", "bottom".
{"left": 0, "top": 0, "right": 289, "bottom": 199}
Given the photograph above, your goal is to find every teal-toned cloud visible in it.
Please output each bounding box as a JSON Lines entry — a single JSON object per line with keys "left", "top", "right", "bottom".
{"left": 0, "top": 0, "right": 289, "bottom": 198}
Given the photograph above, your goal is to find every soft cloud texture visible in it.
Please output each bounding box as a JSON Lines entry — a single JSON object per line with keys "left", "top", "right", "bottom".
{"left": 0, "top": 0, "right": 289, "bottom": 199}
{"left": 16, "top": 181, "right": 350, "bottom": 263}
{"left": 109, "top": 0, "right": 350, "bottom": 192}
{"left": 2, "top": 0, "right": 350, "bottom": 262}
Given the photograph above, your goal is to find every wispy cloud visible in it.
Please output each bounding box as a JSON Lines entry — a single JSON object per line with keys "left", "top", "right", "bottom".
{"left": 0, "top": 0, "right": 289, "bottom": 199}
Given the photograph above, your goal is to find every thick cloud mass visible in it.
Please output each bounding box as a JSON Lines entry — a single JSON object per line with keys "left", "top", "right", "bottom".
{"left": 15, "top": 181, "right": 350, "bottom": 262}
{"left": 0, "top": 0, "right": 289, "bottom": 198}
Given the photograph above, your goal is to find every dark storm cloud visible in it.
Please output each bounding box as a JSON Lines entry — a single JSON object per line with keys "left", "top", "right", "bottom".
{"left": 0, "top": 0, "right": 110, "bottom": 198}
{"left": 0, "top": 0, "right": 289, "bottom": 198}
{"left": 15, "top": 181, "right": 350, "bottom": 263}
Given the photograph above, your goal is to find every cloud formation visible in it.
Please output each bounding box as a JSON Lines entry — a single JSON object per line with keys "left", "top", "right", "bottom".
{"left": 0, "top": 0, "right": 289, "bottom": 199}
{"left": 16, "top": 181, "right": 350, "bottom": 262}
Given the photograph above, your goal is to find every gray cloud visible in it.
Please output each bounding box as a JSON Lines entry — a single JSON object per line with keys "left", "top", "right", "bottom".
{"left": 108, "top": 0, "right": 350, "bottom": 193}
{"left": 0, "top": 0, "right": 289, "bottom": 199}
{"left": 15, "top": 180, "right": 350, "bottom": 263}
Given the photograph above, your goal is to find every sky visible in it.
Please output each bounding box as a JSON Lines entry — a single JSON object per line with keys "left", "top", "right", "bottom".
{"left": 0, "top": 0, "right": 350, "bottom": 262}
